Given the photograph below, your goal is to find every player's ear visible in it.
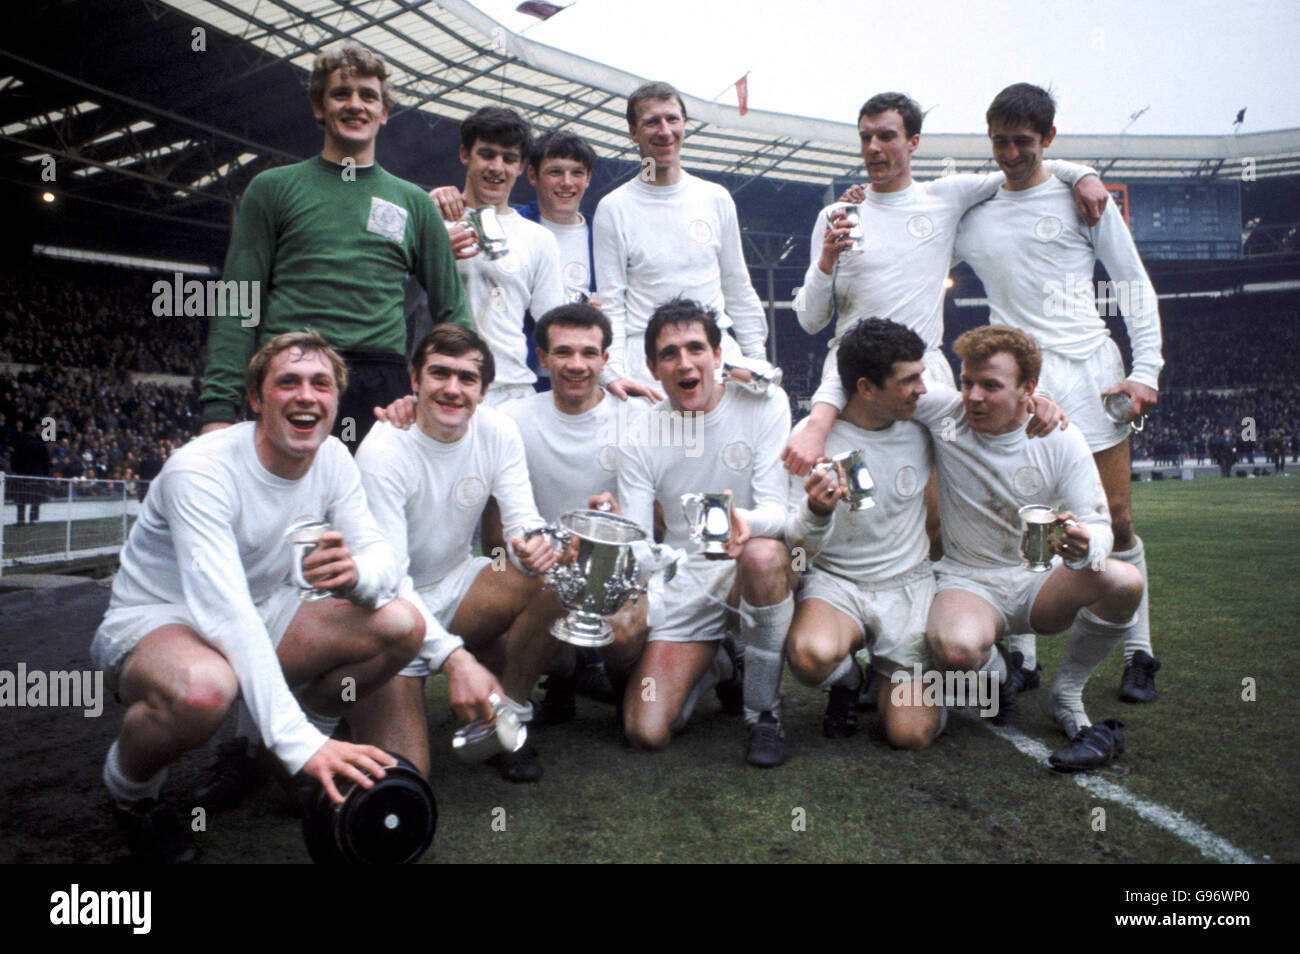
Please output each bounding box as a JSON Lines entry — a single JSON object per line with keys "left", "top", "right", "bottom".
{"left": 1042, "top": 126, "right": 1056, "bottom": 149}
{"left": 535, "top": 346, "right": 548, "bottom": 370}
{"left": 526, "top": 165, "right": 539, "bottom": 188}
{"left": 459, "top": 144, "right": 471, "bottom": 166}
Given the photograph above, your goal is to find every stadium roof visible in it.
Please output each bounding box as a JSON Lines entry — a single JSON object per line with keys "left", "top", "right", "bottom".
{"left": 3, "top": 0, "right": 1298, "bottom": 262}
{"left": 159, "top": 0, "right": 1300, "bottom": 184}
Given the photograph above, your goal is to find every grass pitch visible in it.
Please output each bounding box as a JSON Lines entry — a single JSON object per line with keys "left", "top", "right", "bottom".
{"left": 197, "top": 475, "right": 1298, "bottom": 864}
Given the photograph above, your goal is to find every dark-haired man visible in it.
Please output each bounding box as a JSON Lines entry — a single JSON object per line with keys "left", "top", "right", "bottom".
{"left": 783, "top": 319, "right": 943, "bottom": 750}
{"left": 953, "top": 83, "right": 1164, "bottom": 703}
{"left": 422, "top": 106, "right": 565, "bottom": 407}
{"left": 783, "top": 91, "right": 1106, "bottom": 475}
{"left": 616, "top": 299, "right": 794, "bottom": 767}
{"left": 354, "top": 325, "right": 558, "bottom": 781}
{"left": 93, "top": 332, "right": 430, "bottom": 862}
{"left": 594, "top": 82, "right": 771, "bottom": 399}
{"left": 200, "top": 44, "right": 469, "bottom": 447}
{"left": 915, "top": 326, "right": 1142, "bottom": 770}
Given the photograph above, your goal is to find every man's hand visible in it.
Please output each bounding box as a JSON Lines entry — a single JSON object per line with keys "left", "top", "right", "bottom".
{"left": 588, "top": 492, "right": 620, "bottom": 514}
{"left": 804, "top": 457, "right": 846, "bottom": 516}
{"left": 429, "top": 186, "right": 466, "bottom": 222}
{"left": 838, "top": 183, "right": 867, "bottom": 204}
{"left": 302, "top": 739, "right": 396, "bottom": 805}
{"left": 1025, "top": 394, "right": 1069, "bottom": 438}
{"left": 446, "top": 221, "right": 480, "bottom": 260}
{"left": 374, "top": 393, "right": 417, "bottom": 429}
{"left": 200, "top": 422, "right": 233, "bottom": 436}
{"left": 606, "top": 378, "right": 663, "bottom": 403}
{"left": 441, "top": 648, "right": 504, "bottom": 723}
{"left": 587, "top": 296, "right": 603, "bottom": 312}
{"left": 1049, "top": 510, "right": 1091, "bottom": 562}
{"left": 301, "top": 530, "right": 359, "bottom": 595}
{"left": 782, "top": 404, "right": 836, "bottom": 476}
{"left": 512, "top": 531, "right": 559, "bottom": 575}
{"left": 1072, "top": 174, "right": 1109, "bottom": 227}
{"left": 817, "top": 208, "right": 855, "bottom": 275}
{"left": 724, "top": 491, "right": 751, "bottom": 559}
{"left": 1102, "top": 380, "right": 1158, "bottom": 418}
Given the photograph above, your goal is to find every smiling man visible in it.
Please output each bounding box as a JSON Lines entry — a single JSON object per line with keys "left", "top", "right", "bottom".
{"left": 200, "top": 44, "right": 469, "bottom": 448}
{"left": 953, "top": 83, "right": 1165, "bottom": 703}
{"left": 784, "top": 91, "right": 1107, "bottom": 476}
{"left": 354, "top": 325, "right": 559, "bottom": 782}
{"left": 92, "top": 332, "right": 431, "bottom": 863}
{"left": 615, "top": 299, "right": 794, "bottom": 767}
{"left": 419, "top": 107, "right": 566, "bottom": 408}
{"left": 593, "top": 82, "right": 771, "bottom": 396}
{"left": 913, "top": 326, "right": 1143, "bottom": 771}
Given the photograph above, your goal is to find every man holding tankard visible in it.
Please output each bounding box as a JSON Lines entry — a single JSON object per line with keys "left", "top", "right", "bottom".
{"left": 91, "top": 332, "right": 433, "bottom": 863}
{"left": 615, "top": 299, "right": 795, "bottom": 768}
{"left": 915, "top": 326, "right": 1143, "bottom": 771}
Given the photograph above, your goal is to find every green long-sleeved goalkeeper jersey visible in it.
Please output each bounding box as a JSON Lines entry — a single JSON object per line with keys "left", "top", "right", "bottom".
{"left": 200, "top": 156, "right": 470, "bottom": 424}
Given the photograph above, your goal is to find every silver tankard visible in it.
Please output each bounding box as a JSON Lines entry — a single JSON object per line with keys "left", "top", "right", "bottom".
{"left": 814, "top": 449, "right": 875, "bottom": 511}
{"left": 1018, "top": 505, "right": 1078, "bottom": 573}
{"left": 681, "top": 491, "right": 734, "bottom": 559}
{"left": 464, "top": 205, "right": 510, "bottom": 260}
{"left": 285, "top": 518, "right": 331, "bottom": 601}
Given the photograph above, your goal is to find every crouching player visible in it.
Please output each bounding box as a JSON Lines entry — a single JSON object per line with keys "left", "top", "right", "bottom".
{"left": 915, "top": 326, "right": 1143, "bottom": 770}
{"left": 615, "top": 299, "right": 795, "bottom": 767}
{"left": 91, "top": 332, "right": 429, "bottom": 863}
{"left": 783, "top": 319, "right": 942, "bottom": 749}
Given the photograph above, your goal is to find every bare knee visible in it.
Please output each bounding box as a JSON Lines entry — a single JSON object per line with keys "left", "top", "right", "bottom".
{"left": 886, "top": 718, "right": 936, "bottom": 751}
{"left": 372, "top": 599, "right": 425, "bottom": 659}
{"left": 786, "top": 633, "right": 838, "bottom": 686}
{"left": 624, "top": 709, "right": 671, "bottom": 751}
{"left": 931, "top": 634, "right": 986, "bottom": 674}
{"left": 172, "top": 661, "right": 237, "bottom": 733}
{"left": 739, "top": 538, "right": 790, "bottom": 599}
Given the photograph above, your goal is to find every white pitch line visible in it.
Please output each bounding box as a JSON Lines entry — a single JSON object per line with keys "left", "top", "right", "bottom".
{"left": 956, "top": 710, "right": 1257, "bottom": 864}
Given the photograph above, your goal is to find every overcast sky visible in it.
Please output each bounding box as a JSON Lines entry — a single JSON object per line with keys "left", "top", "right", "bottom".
{"left": 469, "top": 0, "right": 1300, "bottom": 136}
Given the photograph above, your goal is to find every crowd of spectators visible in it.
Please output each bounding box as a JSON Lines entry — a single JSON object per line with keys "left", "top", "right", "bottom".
{"left": 1, "top": 261, "right": 1298, "bottom": 496}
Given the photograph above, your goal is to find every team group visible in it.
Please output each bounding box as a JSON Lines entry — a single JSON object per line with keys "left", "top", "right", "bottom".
{"left": 89, "top": 44, "right": 1164, "bottom": 863}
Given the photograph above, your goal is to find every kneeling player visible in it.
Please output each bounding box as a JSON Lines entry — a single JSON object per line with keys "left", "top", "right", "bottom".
{"left": 915, "top": 326, "right": 1143, "bottom": 770}
{"left": 784, "top": 319, "right": 942, "bottom": 749}
{"left": 615, "top": 299, "right": 795, "bottom": 767}
{"left": 355, "top": 325, "right": 558, "bottom": 782}
{"left": 91, "top": 332, "right": 428, "bottom": 863}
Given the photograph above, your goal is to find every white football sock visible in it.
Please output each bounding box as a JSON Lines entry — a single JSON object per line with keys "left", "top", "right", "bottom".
{"left": 680, "top": 644, "right": 727, "bottom": 723}
{"left": 503, "top": 695, "right": 535, "bottom": 724}
{"left": 818, "top": 653, "right": 863, "bottom": 691}
{"left": 740, "top": 595, "right": 794, "bottom": 725}
{"left": 103, "top": 739, "right": 167, "bottom": 806}
{"left": 1111, "top": 536, "right": 1152, "bottom": 661}
{"left": 1044, "top": 608, "right": 1129, "bottom": 737}
{"left": 1008, "top": 633, "right": 1037, "bottom": 671}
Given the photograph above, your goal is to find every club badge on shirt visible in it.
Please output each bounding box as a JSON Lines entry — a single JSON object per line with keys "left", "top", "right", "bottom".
{"left": 367, "top": 197, "right": 408, "bottom": 243}
{"left": 1034, "top": 216, "right": 1064, "bottom": 242}
{"left": 688, "top": 219, "right": 714, "bottom": 244}
{"left": 907, "top": 214, "right": 934, "bottom": 239}
{"left": 1013, "top": 465, "right": 1046, "bottom": 497}
{"left": 894, "top": 464, "right": 921, "bottom": 498}
{"left": 722, "top": 440, "right": 753, "bottom": 472}
{"left": 453, "top": 475, "right": 487, "bottom": 509}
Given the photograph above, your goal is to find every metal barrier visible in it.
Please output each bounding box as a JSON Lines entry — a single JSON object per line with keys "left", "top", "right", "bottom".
{"left": 1, "top": 474, "right": 147, "bottom": 573}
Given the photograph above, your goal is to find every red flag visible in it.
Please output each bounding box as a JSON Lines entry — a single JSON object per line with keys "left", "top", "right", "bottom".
{"left": 516, "top": 1, "right": 564, "bottom": 20}
{"left": 736, "top": 75, "right": 748, "bottom": 116}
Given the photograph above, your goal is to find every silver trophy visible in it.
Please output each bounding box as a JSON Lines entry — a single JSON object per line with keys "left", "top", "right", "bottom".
{"left": 536, "top": 509, "right": 653, "bottom": 647}
{"left": 681, "top": 491, "right": 734, "bottom": 559}
{"left": 722, "top": 359, "right": 784, "bottom": 395}
{"left": 834, "top": 204, "right": 865, "bottom": 253}
{"left": 464, "top": 205, "right": 510, "bottom": 260}
{"left": 815, "top": 449, "right": 876, "bottom": 511}
{"left": 1102, "top": 391, "right": 1145, "bottom": 433}
{"left": 285, "top": 518, "right": 331, "bottom": 601}
{"left": 451, "top": 693, "right": 527, "bottom": 762}
{"left": 1018, "top": 505, "right": 1079, "bottom": 573}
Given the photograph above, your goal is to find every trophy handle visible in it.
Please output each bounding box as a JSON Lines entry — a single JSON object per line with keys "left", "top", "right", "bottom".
{"left": 680, "top": 493, "right": 704, "bottom": 542}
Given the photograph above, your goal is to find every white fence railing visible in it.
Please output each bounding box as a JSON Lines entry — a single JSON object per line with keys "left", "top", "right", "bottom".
{"left": 1, "top": 474, "right": 147, "bottom": 573}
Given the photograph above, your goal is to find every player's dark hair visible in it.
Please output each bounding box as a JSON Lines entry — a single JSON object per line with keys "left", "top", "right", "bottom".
{"left": 411, "top": 324, "right": 496, "bottom": 391}
{"left": 859, "top": 92, "right": 923, "bottom": 138}
{"left": 461, "top": 106, "right": 533, "bottom": 156}
{"left": 529, "top": 129, "right": 596, "bottom": 173}
{"left": 837, "top": 318, "right": 926, "bottom": 394}
{"left": 627, "top": 81, "right": 688, "bottom": 128}
{"left": 535, "top": 303, "right": 612, "bottom": 352}
{"left": 644, "top": 297, "right": 721, "bottom": 364}
{"left": 986, "top": 83, "right": 1056, "bottom": 138}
